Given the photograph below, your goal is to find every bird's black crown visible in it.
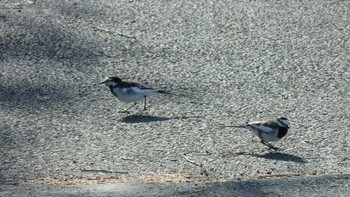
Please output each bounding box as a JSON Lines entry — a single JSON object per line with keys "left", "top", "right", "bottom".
{"left": 109, "top": 76, "right": 122, "bottom": 83}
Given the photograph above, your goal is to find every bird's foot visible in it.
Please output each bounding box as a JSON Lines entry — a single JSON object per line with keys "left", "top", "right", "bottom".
{"left": 268, "top": 146, "right": 279, "bottom": 151}
{"left": 118, "top": 110, "right": 131, "bottom": 114}
{"left": 139, "top": 109, "right": 149, "bottom": 115}
{"left": 261, "top": 141, "right": 279, "bottom": 151}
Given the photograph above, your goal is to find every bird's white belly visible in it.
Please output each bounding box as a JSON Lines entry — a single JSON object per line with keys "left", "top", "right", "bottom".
{"left": 115, "top": 88, "right": 145, "bottom": 102}
{"left": 248, "top": 127, "right": 278, "bottom": 142}
{"left": 259, "top": 132, "right": 279, "bottom": 142}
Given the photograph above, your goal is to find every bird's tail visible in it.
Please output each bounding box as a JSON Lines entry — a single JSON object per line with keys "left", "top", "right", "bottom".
{"left": 157, "top": 90, "right": 171, "bottom": 94}
{"left": 218, "top": 125, "right": 246, "bottom": 128}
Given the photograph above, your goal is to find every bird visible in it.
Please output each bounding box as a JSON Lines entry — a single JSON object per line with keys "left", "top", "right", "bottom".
{"left": 220, "top": 117, "right": 290, "bottom": 150}
{"left": 100, "top": 76, "right": 170, "bottom": 113}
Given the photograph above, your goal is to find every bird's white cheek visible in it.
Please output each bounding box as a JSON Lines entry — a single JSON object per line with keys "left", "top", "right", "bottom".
{"left": 106, "top": 81, "right": 117, "bottom": 86}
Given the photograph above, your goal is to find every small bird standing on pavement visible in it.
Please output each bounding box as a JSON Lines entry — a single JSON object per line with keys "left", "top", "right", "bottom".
{"left": 220, "top": 117, "right": 290, "bottom": 150}
{"left": 101, "top": 76, "right": 170, "bottom": 113}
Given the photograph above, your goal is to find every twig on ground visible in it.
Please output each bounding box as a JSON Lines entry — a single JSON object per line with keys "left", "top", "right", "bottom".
{"left": 183, "top": 154, "right": 202, "bottom": 167}
{"left": 92, "top": 26, "right": 136, "bottom": 39}
{"left": 81, "top": 169, "right": 129, "bottom": 174}
{"left": 337, "top": 157, "right": 349, "bottom": 164}
{"left": 252, "top": 173, "right": 301, "bottom": 180}
{"left": 0, "top": 1, "right": 35, "bottom": 9}
{"left": 121, "top": 157, "right": 134, "bottom": 160}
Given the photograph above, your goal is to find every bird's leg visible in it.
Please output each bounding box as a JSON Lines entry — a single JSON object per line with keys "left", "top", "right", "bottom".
{"left": 142, "top": 96, "right": 147, "bottom": 111}
{"left": 261, "top": 141, "right": 278, "bottom": 151}
{"left": 119, "top": 102, "right": 137, "bottom": 113}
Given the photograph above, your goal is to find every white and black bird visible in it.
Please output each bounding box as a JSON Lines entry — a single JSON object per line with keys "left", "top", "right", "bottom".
{"left": 220, "top": 117, "right": 290, "bottom": 150}
{"left": 101, "top": 76, "right": 170, "bottom": 113}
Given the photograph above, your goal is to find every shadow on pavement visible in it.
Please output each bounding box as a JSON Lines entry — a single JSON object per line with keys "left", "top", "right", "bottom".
{"left": 233, "top": 151, "right": 307, "bottom": 164}
{"left": 0, "top": 11, "right": 101, "bottom": 64}
{"left": 165, "top": 174, "right": 350, "bottom": 197}
{"left": 1, "top": 174, "right": 349, "bottom": 197}
{"left": 0, "top": 83, "right": 71, "bottom": 111}
{"left": 120, "top": 114, "right": 174, "bottom": 123}
{"left": 254, "top": 152, "right": 307, "bottom": 163}
{"left": 120, "top": 114, "right": 201, "bottom": 124}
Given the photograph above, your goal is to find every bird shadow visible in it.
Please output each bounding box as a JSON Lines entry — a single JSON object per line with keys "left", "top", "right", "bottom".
{"left": 234, "top": 151, "right": 307, "bottom": 164}
{"left": 120, "top": 114, "right": 199, "bottom": 124}
{"left": 256, "top": 152, "right": 307, "bottom": 163}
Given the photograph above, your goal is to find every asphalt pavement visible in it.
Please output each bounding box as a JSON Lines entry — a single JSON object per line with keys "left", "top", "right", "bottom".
{"left": 1, "top": 0, "right": 349, "bottom": 196}
{"left": 1, "top": 174, "right": 349, "bottom": 196}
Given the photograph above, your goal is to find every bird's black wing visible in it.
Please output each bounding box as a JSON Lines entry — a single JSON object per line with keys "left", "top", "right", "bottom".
{"left": 119, "top": 82, "right": 154, "bottom": 90}
{"left": 247, "top": 120, "right": 277, "bottom": 134}
{"left": 119, "top": 81, "right": 170, "bottom": 94}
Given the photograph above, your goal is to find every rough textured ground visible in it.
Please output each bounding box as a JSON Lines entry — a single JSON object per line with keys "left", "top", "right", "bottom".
{"left": 1, "top": 174, "right": 350, "bottom": 197}
{"left": 0, "top": 0, "right": 349, "bottom": 196}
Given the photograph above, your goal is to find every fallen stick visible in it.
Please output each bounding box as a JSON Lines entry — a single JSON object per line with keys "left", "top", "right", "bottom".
{"left": 81, "top": 169, "right": 129, "bottom": 174}
{"left": 183, "top": 155, "right": 202, "bottom": 167}
{"left": 92, "top": 26, "right": 136, "bottom": 39}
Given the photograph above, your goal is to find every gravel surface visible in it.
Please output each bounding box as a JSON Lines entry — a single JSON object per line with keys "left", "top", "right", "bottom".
{"left": 0, "top": 0, "right": 349, "bottom": 194}
{"left": 1, "top": 174, "right": 350, "bottom": 197}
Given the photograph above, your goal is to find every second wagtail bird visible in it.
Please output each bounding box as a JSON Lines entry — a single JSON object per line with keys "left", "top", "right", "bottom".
{"left": 101, "top": 76, "right": 170, "bottom": 113}
{"left": 220, "top": 117, "right": 290, "bottom": 150}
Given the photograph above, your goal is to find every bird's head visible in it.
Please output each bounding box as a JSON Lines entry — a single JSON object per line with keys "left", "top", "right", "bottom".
{"left": 100, "top": 76, "right": 122, "bottom": 86}
{"left": 277, "top": 117, "right": 289, "bottom": 128}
